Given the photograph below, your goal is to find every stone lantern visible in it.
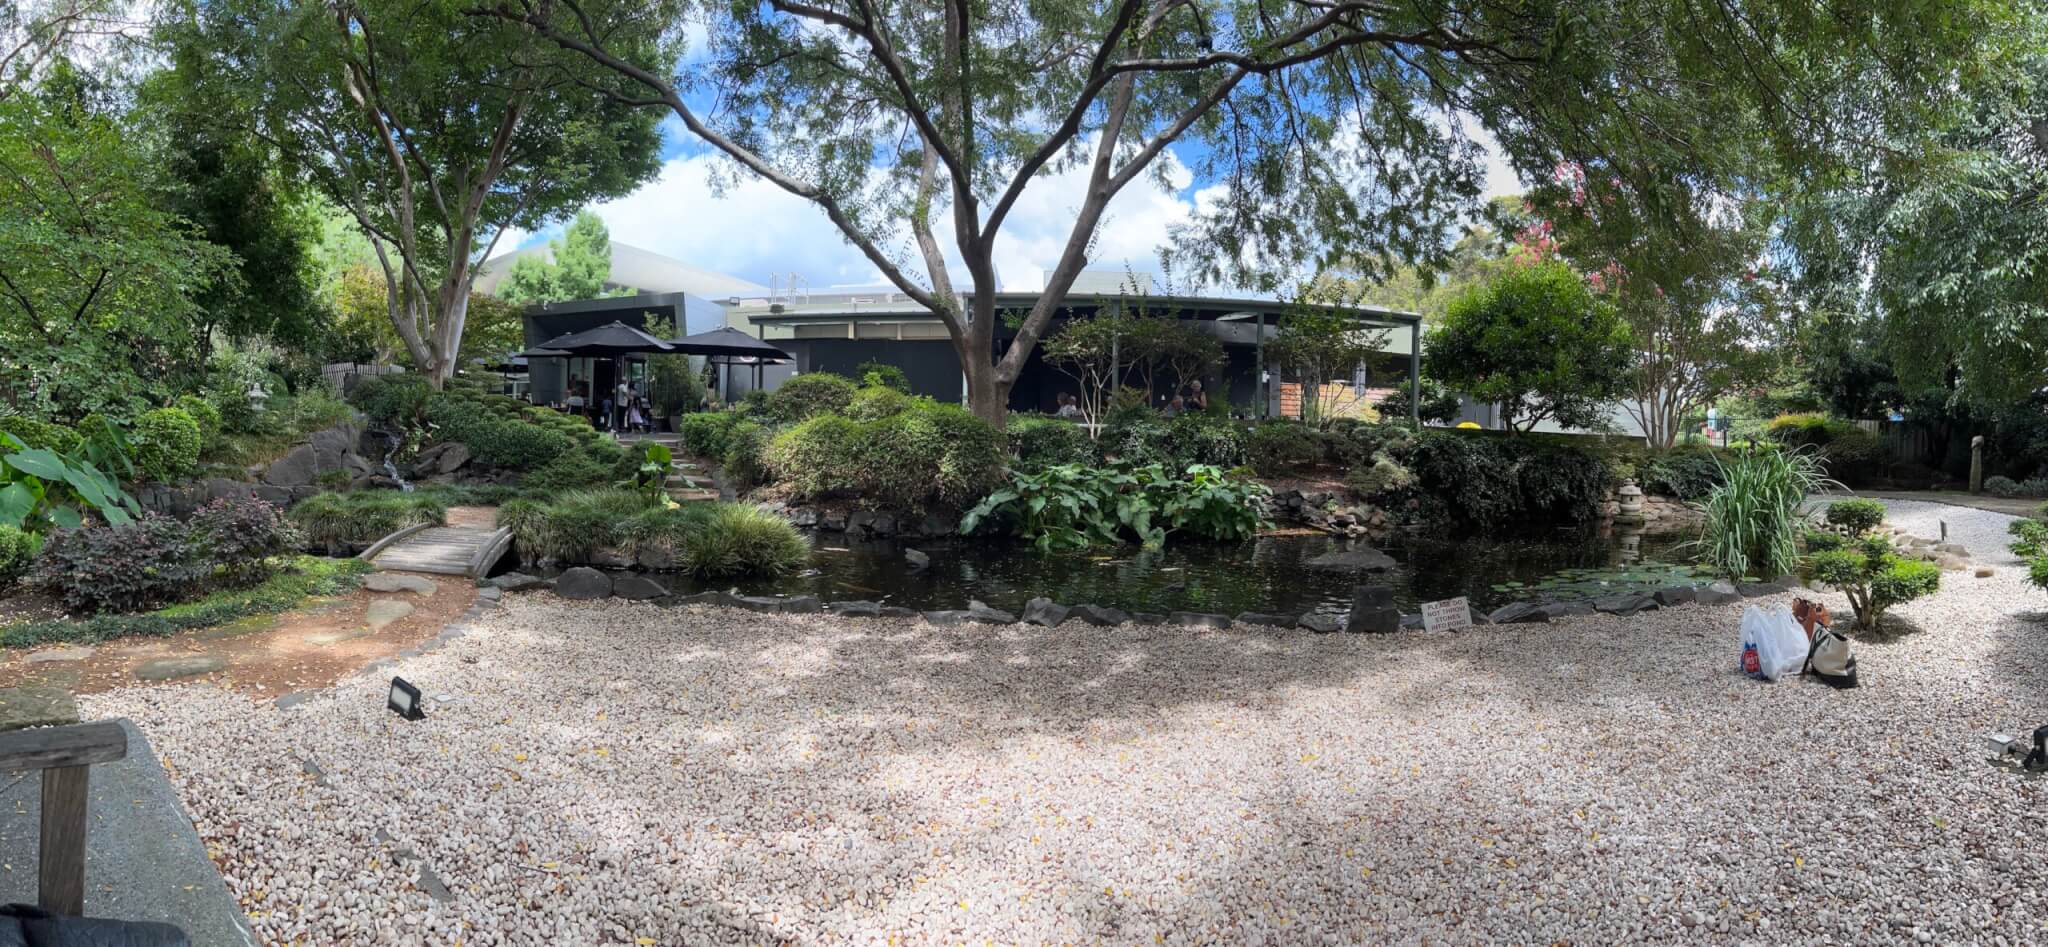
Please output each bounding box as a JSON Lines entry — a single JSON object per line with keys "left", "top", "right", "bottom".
{"left": 245, "top": 381, "right": 269, "bottom": 414}
{"left": 1615, "top": 478, "right": 1645, "bottom": 525}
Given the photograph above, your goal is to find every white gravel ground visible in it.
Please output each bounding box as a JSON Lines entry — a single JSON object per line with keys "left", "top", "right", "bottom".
{"left": 88, "top": 499, "right": 2048, "bottom": 945}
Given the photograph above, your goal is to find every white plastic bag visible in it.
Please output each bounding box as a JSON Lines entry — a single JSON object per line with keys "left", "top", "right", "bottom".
{"left": 1739, "top": 604, "right": 1807, "bottom": 682}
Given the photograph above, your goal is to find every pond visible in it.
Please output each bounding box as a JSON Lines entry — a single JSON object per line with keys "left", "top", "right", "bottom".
{"left": 649, "top": 526, "right": 1717, "bottom": 617}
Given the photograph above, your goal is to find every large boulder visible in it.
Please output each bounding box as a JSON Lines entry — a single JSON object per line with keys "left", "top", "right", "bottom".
{"left": 1652, "top": 586, "right": 1697, "bottom": 607}
{"left": 1066, "top": 604, "right": 1130, "bottom": 627}
{"left": 612, "top": 575, "right": 669, "bottom": 600}
{"left": 1345, "top": 585, "right": 1400, "bottom": 633}
{"left": 1592, "top": 593, "right": 1659, "bottom": 617}
{"left": 261, "top": 445, "right": 319, "bottom": 487}
{"left": 966, "top": 600, "right": 1017, "bottom": 624}
{"left": 1488, "top": 601, "right": 1547, "bottom": 624}
{"left": 1234, "top": 612, "right": 1298, "bottom": 629}
{"left": 1695, "top": 580, "right": 1743, "bottom": 606}
{"left": 433, "top": 442, "right": 472, "bottom": 474}
{"left": 1307, "top": 546, "right": 1398, "bottom": 573}
{"left": 554, "top": 567, "right": 613, "bottom": 600}
{"left": 1020, "top": 597, "right": 1069, "bottom": 627}
{"left": 1298, "top": 613, "right": 1344, "bottom": 634}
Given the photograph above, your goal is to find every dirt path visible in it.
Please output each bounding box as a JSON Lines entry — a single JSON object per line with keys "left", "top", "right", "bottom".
{"left": 1855, "top": 489, "right": 2042, "bottom": 518}
{"left": 0, "top": 573, "right": 475, "bottom": 700}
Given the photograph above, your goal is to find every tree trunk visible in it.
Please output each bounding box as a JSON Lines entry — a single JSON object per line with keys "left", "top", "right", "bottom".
{"left": 964, "top": 365, "right": 1007, "bottom": 426}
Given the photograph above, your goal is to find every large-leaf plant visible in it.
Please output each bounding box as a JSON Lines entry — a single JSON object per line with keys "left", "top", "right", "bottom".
{"left": 0, "top": 433, "right": 139, "bottom": 532}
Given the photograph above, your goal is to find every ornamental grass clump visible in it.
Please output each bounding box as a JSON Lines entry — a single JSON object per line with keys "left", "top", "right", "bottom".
{"left": 673, "top": 504, "right": 809, "bottom": 578}
{"left": 288, "top": 491, "right": 447, "bottom": 550}
{"left": 1699, "top": 446, "right": 1838, "bottom": 580}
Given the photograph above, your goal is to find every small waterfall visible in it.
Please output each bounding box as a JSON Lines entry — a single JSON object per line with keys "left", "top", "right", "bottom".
{"left": 382, "top": 431, "right": 414, "bottom": 492}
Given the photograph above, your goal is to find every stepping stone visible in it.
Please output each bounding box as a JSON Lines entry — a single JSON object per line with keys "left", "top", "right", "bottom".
{"left": 303, "top": 627, "right": 371, "bottom": 646}
{"left": 366, "top": 599, "right": 416, "bottom": 631}
{"left": 134, "top": 655, "right": 226, "bottom": 682}
{"left": 0, "top": 686, "right": 78, "bottom": 731}
{"left": 366, "top": 574, "right": 440, "bottom": 595}
{"left": 24, "top": 646, "right": 94, "bottom": 663}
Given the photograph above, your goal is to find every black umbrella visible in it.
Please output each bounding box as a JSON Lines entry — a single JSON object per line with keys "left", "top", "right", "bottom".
{"left": 669, "top": 328, "right": 794, "bottom": 404}
{"left": 515, "top": 346, "right": 573, "bottom": 359}
{"left": 533, "top": 320, "right": 675, "bottom": 355}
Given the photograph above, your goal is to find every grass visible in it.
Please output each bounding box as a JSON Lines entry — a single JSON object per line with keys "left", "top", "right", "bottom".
{"left": 497, "top": 493, "right": 809, "bottom": 578}
{"left": 290, "top": 491, "right": 449, "bottom": 549}
{"left": 674, "top": 504, "right": 811, "bottom": 578}
{"left": 1699, "top": 445, "right": 1840, "bottom": 580}
{"left": 0, "top": 556, "right": 371, "bottom": 648}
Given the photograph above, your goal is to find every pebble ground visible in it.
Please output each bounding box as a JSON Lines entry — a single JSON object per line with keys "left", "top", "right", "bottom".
{"left": 86, "top": 499, "right": 2048, "bottom": 945}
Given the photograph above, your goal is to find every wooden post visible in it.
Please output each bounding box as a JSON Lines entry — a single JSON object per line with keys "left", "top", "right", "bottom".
{"left": 38, "top": 766, "right": 87, "bottom": 915}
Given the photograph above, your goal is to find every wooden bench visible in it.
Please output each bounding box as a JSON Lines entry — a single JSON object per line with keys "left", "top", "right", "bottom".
{"left": 0, "top": 722, "right": 127, "bottom": 916}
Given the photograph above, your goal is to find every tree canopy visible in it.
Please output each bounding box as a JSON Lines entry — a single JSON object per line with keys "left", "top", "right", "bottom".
{"left": 497, "top": 210, "right": 631, "bottom": 305}
{"left": 1427, "top": 261, "right": 1635, "bottom": 434}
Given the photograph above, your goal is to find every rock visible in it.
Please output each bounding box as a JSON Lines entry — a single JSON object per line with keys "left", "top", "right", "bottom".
{"left": 921, "top": 610, "right": 974, "bottom": 626}
{"left": 788, "top": 507, "right": 821, "bottom": 528}
{"left": 1298, "top": 613, "right": 1344, "bottom": 633}
{"left": 24, "top": 646, "right": 94, "bottom": 663}
{"left": 1695, "top": 580, "right": 1743, "bottom": 606}
{"left": 434, "top": 442, "right": 471, "bottom": 474}
{"left": 588, "top": 547, "right": 635, "bottom": 569}
{"left": 0, "top": 686, "right": 78, "bottom": 730}
{"left": 365, "top": 599, "right": 415, "bottom": 630}
{"left": 477, "top": 586, "right": 502, "bottom": 602}
{"left": 1400, "top": 613, "right": 1425, "bottom": 630}
{"left": 1466, "top": 606, "right": 1493, "bottom": 626}
{"left": 1306, "top": 546, "right": 1399, "bottom": 573}
{"left": 1652, "top": 586, "right": 1697, "bottom": 607}
{"left": 1233, "top": 612, "right": 1298, "bottom": 629}
{"left": 1976, "top": 567, "right": 1996, "bottom": 579}
{"left": 554, "top": 567, "right": 614, "bottom": 600}
{"left": 1592, "top": 593, "right": 1659, "bottom": 617}
{"left": 416, "top": 865, "right": 454, "bottom": 903}
{"left": 633, "top": 545, "right": 675, "bottom": 570}
{"left": 1170, "top": 611, "right": 1232, "bottom": 629}
{"left": 133, "top": 655, "right": 227, "bottom": 682}
{"left": 1535, "top": 601, "right": 1594, "bottom": 621}
{"left": 1346, "top": 585, "right": 1400, "bottom": 634}
{"left": 612, "top": 575, "right": 669, "bottom": 600}
{"left": 1132, "top": 613, "right": 1167, "bottom": 625}
{"left": 733, "top": 594, "right": 822, "bottom": 614}
{"left": 490, "top": 572, "right": 550, "bottom": 591}
{"left": 904, "top": 548, "right": 931, "bottom": 571}
{"left": 827, "top": 600, "right": 882, "bottom": 617}
{"left": 967, "top": 600, "right": 1017, "bottom": 624}
{"left": 1067, "top": 604, "right": 1130, "bottom": 626}
{"left": 261, "top": 445, "right": 318, "bottom": 486}
{"left": 916, "top": 512, "right": 959, "bottom": 538}
{"left": 365, "top": 574, "right": 438, "bottom": 595}
{"left": 1735, "top": 582, "right": 1782, "bottom": 598}
{"left": 876, "top": 605, "right": 920, "bottom": 619}
{"left": 1488, "top": 602, "right": 1548, "bottom": 624}
{"left": 1934, "top": 542, "right": 1969, "bottom": 556}
{"left": 1020, "top": 597, "right": 1070, "bottom": 627}
{"left": 819, "top": 511, "right": 848, "bottom": 532}
{"left": 671, "top": 591, "right": 731, "bottom": 607}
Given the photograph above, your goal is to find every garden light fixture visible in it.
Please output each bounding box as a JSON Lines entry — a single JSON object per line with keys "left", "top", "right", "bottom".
{"left": 388, "top": 677, "right": 425, "bottom": 721}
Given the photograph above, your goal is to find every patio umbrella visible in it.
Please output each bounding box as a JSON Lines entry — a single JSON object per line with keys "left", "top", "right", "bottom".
{"left": 533, "top": 320, "right": 675, "bottom": 355}
{"left": 668, "top": 328, "right": 794, "bottom": 403}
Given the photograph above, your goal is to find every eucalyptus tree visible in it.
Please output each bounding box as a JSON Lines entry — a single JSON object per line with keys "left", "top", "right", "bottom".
{"left": 169, "top": 0, "right": 668, "bottom": 387}
{"left": 491, "top": 0, "right": 2005, "bottom": 422}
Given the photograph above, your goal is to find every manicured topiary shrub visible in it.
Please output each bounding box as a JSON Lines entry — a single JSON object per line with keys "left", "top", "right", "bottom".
{"left": 174, "top": 394, "right": 223, "bottom": 444}
{"left": 677, "top": 412, "right": 742, "bottom": 458}
{"left": 721, "top": 420, "right": 772, "bottom": 492}
{"left": 188, "top": 495, "right": 300, "bottom": 587}
{"left": 1008, "top": 416, "right": 1094, "bottom": 470}
{"left": 129, "top": 407, "right": 202, "bottom": 482}
{"left": 845, "top": 385, "right": 913, "bottom": 421}
{"left": 1825, "top": 498, "right": 1887, "bottom": 534}
{"left": 766, "top": 414, "right": 862, "bottom": 497}
{"left": 1803, "top": 535, "right": 1940, "bottom": 631}
{"left": 424, "top": 396, "right": 575, "bottom": 469}
{"left": 1165, "top": 412, "right": 1247, "bottom": 469}
{"left": 766, "top": 402, "right": 1005, "bottom": 508}
{"left": 854, "top": 360, "right": 911, "bottom": 393}
{"left": 0, "top": 416, "right": 80, "bottom": 454}
{"left": 0, "top": 525, "right": 37, "bottom": 588}
{"left": 34, "top": 514, "right": 199, "bottom": 613}
{"left": 1638, "top": 447, "right": 1723, "bottom": 500}
{"left": 347, "top": 375, "right": 434, "bottom": 426}
{"left": 1985, "top": 475, "right": 2022, "bottom": 497}
{"left": 1246, "top": 421, "right": 1322, "bottom": 477}
{"left": 765, "top": 372, "right": 857, "bottom": 423}
{"left": 523, "top": 444, "right": 629, "bottom": 492}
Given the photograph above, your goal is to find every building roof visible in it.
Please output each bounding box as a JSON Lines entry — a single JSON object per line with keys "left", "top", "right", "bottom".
{"left": 475, "top": 241, "right": 770, "bottom": 299}
{"left": 734, "top": 291, "right": 1421, "bottom": 327}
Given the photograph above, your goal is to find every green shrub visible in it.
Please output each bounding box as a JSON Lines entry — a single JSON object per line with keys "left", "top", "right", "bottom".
{"left": 721, "top": 420, "right": 772, "bottom": 493}
{"left": 1247, "top": 422, "right": 1322, "bottom": 477}
{"left": 523, "top": 444, "right": 627, "bottom": 492}
{"left": 174, "top": 395, "right": 223, "bottom": 443}
{"left": 1804, "top": 529, "right": 1849, "bottom": 553}
{"left": 766, "top": 414, "right": 862, "bottom": 497}
{"left": 763, "top": 402, "right": 1005, "bottom": 508}
{"left": 845, "top": 385, "right": 913, "bottom": 421}
{"left": 1008, "top": 416, "right": 1094, "bottom": 470}
{"left": 765, "top": 373, "right": 857, "bottom": 423}
{"left": 1985, "top": 475, "right": 2022, "bottom": 497}
{"left": 129, "top": 407, "right": 202, "bottom": 482}
{"left": 1165, "top": 413, "right": 1247, "bottom": 469}
{"left": 1097, "top": 410, "right": 1173, "bottom": 467}
{"left": 288, "top": 491, "right": 447, "bottom": 550}
{"left": 499, "top": 488, "right": 649, "bottom": 562}
{"left": 1825, "top": 498, "right": 1887, "bottom": 533}
{"left": 1803, "top": 536, "right": 1940, "bottom": 630}
{"left": 1147, "top": 464, "right": 1271, "bottom": 542}
{"left": 1514, "top": 445, "right": 1611, "bottom": 522}
{"left": 425, "top": 396, "right": 576, "bottom": 470}
{"left": 33, "top": 514, "right": 199, "bottom": 613}
{"left": 347, "top": 375, "right": 434, "bottom": 426}
{"left": 678, "top": 411, "right": 742, "bottom": 458}
{"left": 1638, "top": 448, "right": 1723, "bottom": 500}
{"left": 1345, "top": 450, "right": 1417, "bottom": 498}
{"left": 1766, "top": 413, "right": 1883, "bottom": 485}
{"left": 0, "top": 417, "right": 80, "bottom": 454}
{"left": 614, "top": 503, "right": 715, "bottom": 561}
{"left": 0, "top": 525, "right": 36, "bottom": 587}
{"left": 674, "top": 504, "right": 810, "bottom": 578}
{"left": 854, "top": 360, "right": 911, "bottom": 393}
{"left": 2012, "top": 518, "right": 2048, "bottom": 558}
{"left": 962, "top": 464, "right": 1142, "bottom": 551}
{"left": 2029, "top": 555, "right": 2048, "bottom": 595}
{"left": 1373, "top": 379, "right": 1462, "bottom": 425}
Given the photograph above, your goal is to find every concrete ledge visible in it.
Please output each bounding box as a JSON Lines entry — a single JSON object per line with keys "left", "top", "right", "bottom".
{"left": 0, "top": 719, "right": 253, "bottom": 945}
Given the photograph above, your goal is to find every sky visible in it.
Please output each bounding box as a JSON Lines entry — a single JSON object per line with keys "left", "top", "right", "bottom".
{"left": 499, "top": 115, "right": 1526, "bottom": 296}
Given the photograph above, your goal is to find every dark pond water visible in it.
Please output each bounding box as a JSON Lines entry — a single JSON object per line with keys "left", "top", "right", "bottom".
{"left": 645, "top": 526, "right": 1714, "bottom": 617}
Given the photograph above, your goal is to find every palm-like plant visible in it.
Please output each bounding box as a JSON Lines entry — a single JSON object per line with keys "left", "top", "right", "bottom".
{"left": 1699, "top": 445, "right": 1839, "bottom": 580}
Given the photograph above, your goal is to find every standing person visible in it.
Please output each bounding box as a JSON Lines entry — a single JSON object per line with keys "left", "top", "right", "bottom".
{"left": 565, "top": 382, "right": 586, "bottom": 418}
{"left": 627, "top": 395, "right": 649, "bottom": 433}
{"left": 1186, "top": 379, "right": 1210, "bottom": 412}
{"left": 616, "top": 377, "right": 633, "bottom": 430}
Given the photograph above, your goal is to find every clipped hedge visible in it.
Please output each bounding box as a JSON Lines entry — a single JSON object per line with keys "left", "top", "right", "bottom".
{"left": 0, "top": 416, "right": 80, "bottom": 454}
{"left": 765, "top": 402, "right": 1004, "bottom": 508}
{"left": 425, "top": 397, "right": 576, "bottom": 470}
{"left": 1246, "top": 421, "right": 1323, "bottom": 477}
{"left": 1007, "top": 415, "right": 1094, "bottom": 470}
{"left": 130, "top": 407, "right": 202, "bottom": 482}
{"left": 0, "top": 525, "right": 36, "bottom": 588}
{"left": 765, "top": 372, "right": 858, "bottom": 424}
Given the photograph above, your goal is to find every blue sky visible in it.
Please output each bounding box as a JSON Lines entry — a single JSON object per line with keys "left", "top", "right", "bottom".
{"left": 505, "top": 114, "right": 1523, "bottom": 295}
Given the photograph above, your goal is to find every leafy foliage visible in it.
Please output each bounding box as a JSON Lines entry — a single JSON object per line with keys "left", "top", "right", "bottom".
{"left": 1266, "top": 293, "right": 1389, "bottom": 425}
{"left": 672, "top": 504, "right": 810, "bottom": 579}
{"left": 1637, "top": 448, "right": 1724, "bottom": 501}
{"left": 1246, "top": 422, "right": 1324, "bottom": 477}
{"left": 763, "top": 402, "right": 1005, "bottom": 508}
{"left": 496, "top": 211, "right": 631, "bottom": 304}
{"left": 1699, "top": 446, "right": 1838, "bottom": 580}
{"left": 1803, "top": 536, "right": 1940, "bottom": 631}
{"left": 2, "top": 557, "right": 369, "bottom": 649}
{"left": 766, "top": 373, "right": 859, "bottom": 424}
{"left": 853, "top": 360, "right": 910, "bottom": 393}
{"left": 0, "top": 525, "right": 36, "bottom": 588}
{"left": 1824, "top": 498, "right": 1887, "bottom": 534}
{"left": 287, "top": 490, "right": 446, "bottom": 550}
{"left": 33, "top": 513, "right": 199, "bottom": 613}
{"left": 677, "top": 411, "right": 744, "bottom": 459}
{"left": 0, "top": 432, "right": 138, "bottom": 533}
{"left": 1374, "top": 380, "right": 1462, "bottom": 425}
{"left": 130, "top": 407, "right": 202, "bottom": 482}
{"left": 187, "top": 495, "right": 300, "bottom": 587}
{"left": 1427, "top": 262, "right": 1636, "bottom": 433}
{"left": 961, "top": 462, "right": 1268, "bottom": 550}
{"left": 1007, "top": 416, "right": 1094, "bottom": 471}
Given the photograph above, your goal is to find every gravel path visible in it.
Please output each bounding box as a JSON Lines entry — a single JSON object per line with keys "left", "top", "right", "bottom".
{"left": 87, "top": 500, "right": 2048, "bottom": 945}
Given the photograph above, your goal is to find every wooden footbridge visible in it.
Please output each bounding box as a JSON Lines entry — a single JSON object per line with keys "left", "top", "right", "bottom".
{"left": 360, "top": 523, "right": 513, "bottom": 578}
